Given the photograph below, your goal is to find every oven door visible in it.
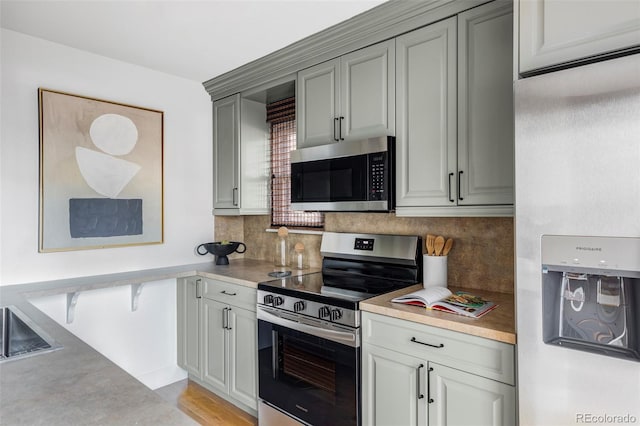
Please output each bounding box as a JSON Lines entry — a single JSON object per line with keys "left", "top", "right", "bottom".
{"left": 257, "top": 306, "right": 360, "bottom": 426}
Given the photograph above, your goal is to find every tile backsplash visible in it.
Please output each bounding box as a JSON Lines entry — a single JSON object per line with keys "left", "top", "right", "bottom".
{"left": 214, "top": 213, "right": 514, "bottom": 294}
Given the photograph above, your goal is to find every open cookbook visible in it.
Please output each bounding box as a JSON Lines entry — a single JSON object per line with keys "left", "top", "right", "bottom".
{"left": 391, "top": 287, "right": 497, "bottom": 319}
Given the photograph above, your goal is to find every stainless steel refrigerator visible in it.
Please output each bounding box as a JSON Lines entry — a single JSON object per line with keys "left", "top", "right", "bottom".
{"left": 514, "top": 54, "right": 640, "bottom": 425}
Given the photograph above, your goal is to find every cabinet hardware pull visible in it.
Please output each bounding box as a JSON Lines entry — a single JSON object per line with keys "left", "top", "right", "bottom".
{"left": 416, "top": 364, "right": 424, "bottom": 400}
{"left": 410, "top": 337, "right": 444, "bottom": 348}
{"left": 458, "top": 171, "right": 464, "bottom": 201}
{"left": 195, "top": 279, "right": 202, "bottom": 299}
{"left": 339, "top": 116, "right": 345, "bottom": 141}
{"left": 427, "top": 366, "right": 434, "bottom": 403}
{"left": 222, "top": 307, "right": 228, "bottom": 329}
{"left": 226, "top": 307, "right": 232, "bottom": 330}
{"left": 232, "top": 187, "right": 238, "bottom": 206}
{"left": 448, "top": 172, "right": 455, "bottom": 203}
{"left": 334, "top": 118, "right": 340, "bottom": 142}
{"left": 221, "top": 290, "right": 237, "bottom": 296}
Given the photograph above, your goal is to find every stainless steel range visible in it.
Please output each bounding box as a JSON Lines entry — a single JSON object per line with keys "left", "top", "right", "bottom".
{"left": 257, "top": 232, "right": 422, "bottom": 426}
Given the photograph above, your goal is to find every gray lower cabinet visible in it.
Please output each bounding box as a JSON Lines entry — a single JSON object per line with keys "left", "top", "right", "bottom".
{"left": 177, "top": 277, "right": 258, "bottom": 415}
{"left": 395, "top": 0, "right": 514, "bottom": 217}
{"left": 177, "top": 277, "right": 202, "bottom": 378}
{"left": 428, "top": 362, "right": 515, "bottom": 426}
{"left": 361, "top": 311, "right": 516, "bottom": 426}
{"left": 519, "top": 0, "right": 640, "bottom": 75}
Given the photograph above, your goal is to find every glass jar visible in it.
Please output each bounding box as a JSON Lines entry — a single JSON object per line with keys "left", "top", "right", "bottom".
{"left": 274, "top": 226, "right": 289, "bottom": 267}
{"left": 290, "top": 242, "right": 309, "bottom": 270}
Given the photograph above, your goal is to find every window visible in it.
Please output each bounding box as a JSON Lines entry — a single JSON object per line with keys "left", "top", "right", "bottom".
{"left": 268, "top": 97, "right": 323, "bottom": 228}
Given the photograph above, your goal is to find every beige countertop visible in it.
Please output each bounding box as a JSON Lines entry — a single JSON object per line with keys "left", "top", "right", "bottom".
{"left": 0, "top": 258, "right": 311, "bottom": 426}
{"left": 361, "top": 284, "right": 516, "bottom": 345}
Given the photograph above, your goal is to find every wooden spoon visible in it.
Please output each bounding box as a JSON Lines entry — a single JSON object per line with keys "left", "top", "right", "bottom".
{"left": 442, "top": 238, "right": 454, "bottom": 256}
{"left": 426, "top": 234, "right": 436, "bottom": 256}
{"left": 434, "top": 235, "right": 445, "bottom": 256}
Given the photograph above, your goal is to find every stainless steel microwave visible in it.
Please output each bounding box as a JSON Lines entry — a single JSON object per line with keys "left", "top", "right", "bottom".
{"left": 290, "top": 136, "right": 395, "bottom": 212}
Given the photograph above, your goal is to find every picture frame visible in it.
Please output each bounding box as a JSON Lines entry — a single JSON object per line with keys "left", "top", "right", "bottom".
{"left": 38, "top": 88, "right": 164, "bottom": 252}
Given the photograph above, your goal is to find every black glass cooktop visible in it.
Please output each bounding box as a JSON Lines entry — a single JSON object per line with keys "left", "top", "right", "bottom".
{"left": 258, "top": 258, "right": 419, "bottom": 308}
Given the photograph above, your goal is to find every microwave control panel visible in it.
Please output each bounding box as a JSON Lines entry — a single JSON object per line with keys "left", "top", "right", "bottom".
{"left": 369, "top": 153, "right": 387, "bottom": 200}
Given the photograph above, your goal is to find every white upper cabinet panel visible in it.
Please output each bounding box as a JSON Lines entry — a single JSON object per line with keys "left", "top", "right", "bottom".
{"left": 519, "top": 0, "right": 640, "bottom": 74}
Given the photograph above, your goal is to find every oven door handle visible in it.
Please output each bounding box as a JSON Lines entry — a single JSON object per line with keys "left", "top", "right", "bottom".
{"left": 257, "top": 307, "right": 359, "bottom": 348}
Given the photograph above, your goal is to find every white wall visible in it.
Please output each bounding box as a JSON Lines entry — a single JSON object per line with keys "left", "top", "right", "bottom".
{"left": 0, "top": 29, "right": 213, "bottom": 286}
{"left": 30, "top": 280, "right": 186, "bottom": 390}
{"left": 1, "top": 29, "right": 214, "bottom": 389}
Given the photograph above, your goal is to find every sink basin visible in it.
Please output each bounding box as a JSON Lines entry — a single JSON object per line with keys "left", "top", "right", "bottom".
{"left": 0, "top": 305, "right": 62, "bottom": 363}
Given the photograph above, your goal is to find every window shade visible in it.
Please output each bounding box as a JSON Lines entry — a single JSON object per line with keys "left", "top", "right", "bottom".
{"left": 268, "top": 97, "right": 324, "bottom": 228}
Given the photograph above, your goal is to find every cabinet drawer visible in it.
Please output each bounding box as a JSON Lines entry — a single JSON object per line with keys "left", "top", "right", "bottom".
{"left": 202, "top": 278, "right": 256, "bottom": 312}
{"left": 362, "top": 312, "right": 514, "bottom": 385}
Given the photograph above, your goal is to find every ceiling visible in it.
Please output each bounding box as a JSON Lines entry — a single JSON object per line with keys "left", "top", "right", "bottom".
{"left": 1, "top": 0, "right": 386, "bottom": 83}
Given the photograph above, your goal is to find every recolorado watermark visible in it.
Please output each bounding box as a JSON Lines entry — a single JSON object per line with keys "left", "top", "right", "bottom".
{"left": 576, "top": 413, "right": 638, "bottom": 424}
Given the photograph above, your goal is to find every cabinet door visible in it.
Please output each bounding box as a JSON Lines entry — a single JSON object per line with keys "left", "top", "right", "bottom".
{"left": 177, "top": 277, "right": 201, "bottom": 377}
{"left": 213, "top": 94, "right": 240, "bottom": 209}
{"left": 519, "top": 0, "right": 640, "bottom": 74}
{"left": 428, "top": 362, "right": 515, "bottom": 426}
{"left": 202, "top": 298, "right": 228, "bottom": 394}
{"left": 362, "top": 343, "right": 427, "bottom": 426}
{"left": 227, "top": 306, "right": 258, "bottom": 410}
{"left": 457, "top": 1, "right": 514, "bottom": 206}
{"left": 340, "top": 40, "right": 395, "bottom": 142}
{"left": 395, "top": 17, "right": 458, "bottom": 207}
{"left": 297, "top": 58, "right": 341, "bottom": 148}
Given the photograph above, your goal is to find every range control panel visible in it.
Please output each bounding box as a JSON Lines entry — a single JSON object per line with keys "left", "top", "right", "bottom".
{"left": 354, "top": 237, "right": 375, "bottom": 251}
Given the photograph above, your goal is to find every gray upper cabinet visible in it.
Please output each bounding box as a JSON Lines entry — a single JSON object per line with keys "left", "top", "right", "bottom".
{"left": 396, "top": 0, "right": 514, "bottom": 217}
{"left": 395, "top": 16, "right": 458, "bottom": 209}
{"left": 457, "top": 1, "right": 514, "bottom": 207}
{"left": 519, "top": 0, "right": 640, "bottom": 75}
{"left": 296, "top": 58, "right": 340, "bottom": 148}
{"left": 297, "top": 40, "right": 395, "bottom": 149}
{"left": 213, "top": 94, "right": 240, "bottom": 210}
{"left": 213, "top": 94, "right": 269, "bottom": 215}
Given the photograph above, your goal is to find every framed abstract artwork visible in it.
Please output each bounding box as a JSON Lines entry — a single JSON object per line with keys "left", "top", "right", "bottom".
{"left": 38, "top": 89, "right": 164, "bottom": 252}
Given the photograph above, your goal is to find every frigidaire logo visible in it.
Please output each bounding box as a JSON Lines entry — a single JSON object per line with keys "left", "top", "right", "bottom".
{"left": 576, "top": 246, "right": 602, "bottom": 252}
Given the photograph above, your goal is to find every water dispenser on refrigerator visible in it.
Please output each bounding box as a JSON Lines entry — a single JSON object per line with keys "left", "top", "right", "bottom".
{"left": 541, "top": 235, "right": 640, "bottom": 362}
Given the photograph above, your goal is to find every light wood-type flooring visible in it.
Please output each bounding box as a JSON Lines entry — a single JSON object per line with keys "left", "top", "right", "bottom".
{"left": 156, "top": 379, "right": 258, "bottom": 426}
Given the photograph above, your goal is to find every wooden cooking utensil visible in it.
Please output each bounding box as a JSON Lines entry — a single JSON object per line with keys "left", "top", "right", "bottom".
{"left": 426, "top": 234, "right": 436, "bottom": 255}
{"left": 442, "top": 238, "right": 453, "bottom": 256}
{"left": 434, "top": 235, "right": 445, "bottom": 256}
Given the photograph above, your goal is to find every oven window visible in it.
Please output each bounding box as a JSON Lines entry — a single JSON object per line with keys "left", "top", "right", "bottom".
{"left": 283, "top": 336, "right": 337, "bottom": 394}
